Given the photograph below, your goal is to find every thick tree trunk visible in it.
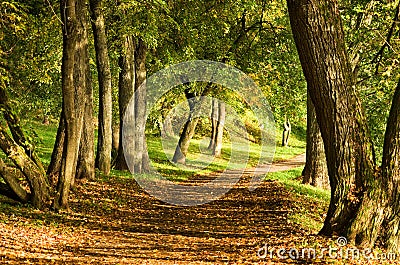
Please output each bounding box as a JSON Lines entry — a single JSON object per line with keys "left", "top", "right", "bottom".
{"left": 381, "top": 80, "right": 400, "bottom": 252}
{"left": 0, "top": 88, "right": 45, "bottom": 175}
{"left": 287, "top": 0, "right": 376, "bottom": 237}
{"left": 114, "top": 36, "right": 135, "bottom": 171}
{"left": 75, "top": 0, "right": 95, "bottom": 182}
{"left": 213, "top": 101, "right": 225, "bottom": 158}
{"left": 0, "top": 158, "right": 29, "bottom": 203}
{"left": 0, "top": 126, "right": 49, "bottom": 209}
{"left": 302, "top": 92, "right": 329, "bottom": 189}
{"left": 208, "top": 98, "right": 218, "bottom": 150}
{"left": 53, "top": 0, "right": 87, "bottom": 211}
{"left": 90, "top": 0, "right": 112, "bottom": 176}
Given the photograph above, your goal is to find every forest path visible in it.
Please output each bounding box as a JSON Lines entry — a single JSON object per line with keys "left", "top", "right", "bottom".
{"left": 0, "top": 153, "right": 333, "bottom": 265}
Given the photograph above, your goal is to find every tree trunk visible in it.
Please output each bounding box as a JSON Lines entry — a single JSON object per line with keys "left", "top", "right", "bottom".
{"left": 287, "top": 0, "right": 376, "bottom": 237}
{"left": 213, "top": 100, "right": 225, "bottom": 158}
{"left": 208, "top": 98, "right": 218, "bottom": 150}
{"left": 282, "top": 118, "right": 291, "bottom": 147}
{"left": 53, "top": 0, "right": 87, "bottom": 211}
{"left": 133, "top": 38, "right": 150, "bottom": 173}
{"left": 0, "top": 126, "right": 49, "bottom": 208}
{"left": 172, "top": 85, "right": 211, "bottom": 164}
{"left": 75, "top": 0, "right": 95, "bottom": 182}
{"left": 90, "top": 0, "right": 112, "bottom": 176}
{"left": 114, "top": 35, "right": 135, "bottom": 171}
{"left": 381, "top": 80, "right": 400, "bottom": 252}
{"left": 0, "top": 158, "right": 29, "bottom": 203}
{"left": 302, "top": 92, "right": 329, "bottom": 189}
{"left": 47, "top": 112, "right": 65, "bottom": 186}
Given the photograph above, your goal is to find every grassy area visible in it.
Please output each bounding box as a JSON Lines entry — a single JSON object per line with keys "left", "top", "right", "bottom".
{"left": 19, "top": 120, "right": 305, "bottom": 183}
{"left": 265, "top": 167, "right": 330, "bottom": 232}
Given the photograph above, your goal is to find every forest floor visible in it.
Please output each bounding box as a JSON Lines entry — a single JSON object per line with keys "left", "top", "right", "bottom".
{"left": 0, "top": 154, "right": 396, "bottom": 264}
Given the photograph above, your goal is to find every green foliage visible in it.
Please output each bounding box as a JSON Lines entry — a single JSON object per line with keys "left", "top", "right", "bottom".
{"left": 340, "top": 0, "right": 400, "bottom": 161}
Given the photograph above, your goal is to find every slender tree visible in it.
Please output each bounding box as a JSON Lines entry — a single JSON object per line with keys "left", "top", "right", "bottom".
{"left": 213, "top": 100, "right": 225, "bottom": 158}
{"left": 90, "top": 0, "right": 113, "bottom": 176}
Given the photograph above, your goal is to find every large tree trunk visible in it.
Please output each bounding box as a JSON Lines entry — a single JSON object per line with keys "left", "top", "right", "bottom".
{"left": 302, "top": 92, "right": 329, "bottom": 189}
{"left": 53, "top": 0, "right": 88, "bottom": 211}
{"left": 114, "top": 36, "right": 135, "bottom": 171}
{"left": 213, "top": 100, "right": 225, "bottom": 158}
{"left": 287, "top": 0, "right": 376, "bottom": 237}
{"left": 75, "top": 0, "right": 95, "bottom": 182}
{"left": 381, "top": 80, "right": 400, "bottom": 252}
{"left": 90, "top": 0, "right": 112, "bottom": 176}
{"left": 0, "top": 126, "right": 49, "bottom": 209}
{"left": 0, "top": 158, "right": 29, "bottom": 203}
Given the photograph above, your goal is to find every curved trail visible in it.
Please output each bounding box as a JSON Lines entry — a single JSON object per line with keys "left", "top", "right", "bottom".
{"left": 0, "top": 153, "right": 327, "bottom": 265}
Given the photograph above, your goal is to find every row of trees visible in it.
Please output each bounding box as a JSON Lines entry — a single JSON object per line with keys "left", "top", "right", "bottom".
{"left": 0, "top": 0, "right": 399, "bottom": 254}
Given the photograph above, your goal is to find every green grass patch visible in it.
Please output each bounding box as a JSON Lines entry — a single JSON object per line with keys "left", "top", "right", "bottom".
{"left": 265, "top": 167, "right": 330, "bottom": 232}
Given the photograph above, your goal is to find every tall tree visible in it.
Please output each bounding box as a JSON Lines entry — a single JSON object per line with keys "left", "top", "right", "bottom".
{"left": 287, "top": 0, "right": 400, "bottom": 253}
{"left": 114, "top": 36, "right": 135, "bottom": 171}
{"left": 53, "top": 0, "right": 92, "bottom": 211}
{"left": 133, "top": 38, "right": 150, "bottom": 173}
{"left": 213, "top": 100, "right": 225, "bottom": 158}
{"left": 90, "top": 0, "right": 113, "bottom": 176}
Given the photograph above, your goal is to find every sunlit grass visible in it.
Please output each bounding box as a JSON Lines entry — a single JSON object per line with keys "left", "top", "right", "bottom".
{"left": 265, "top": 167, "right": 330, "bottom": 233}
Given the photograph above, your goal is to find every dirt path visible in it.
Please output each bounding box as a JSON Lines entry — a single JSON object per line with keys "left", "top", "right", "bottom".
{"left": 0, "top": 154, "right": 333, "bottom": 264}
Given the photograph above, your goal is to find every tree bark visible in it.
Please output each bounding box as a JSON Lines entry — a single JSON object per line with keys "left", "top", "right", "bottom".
{"left": 47, "top": 112, "right": 65, "bottom": 186}
{"left": 114, "top": 35, "right": 135, "bottom": 171}
{"left": 0, "top": 126, "right": 49, "bottom": 209}
{"left": 287, "top": 0, "right": 376, "bottom": 237}
{"left": 133, "top": 38, "right": 150, "bottom": 173}
{"left": 53, "top": 0, "right": 87, "bottom": 211}
{"left": 0, "top": 158, "right": 29, "bottom": 203}
{"left": 381, "top": 80, "right": 400, "bottom": 252}
{"left": 90, "top": 0, "right": 112, "bottom": 176}
{"left": 302, "top": 92, "right": 329, "bottom": 189}
{"left": 213, "top": 100, "right": 225, "bottom": 158}
{"left": 75, "top": 0, "right": 95, "bottom": 182}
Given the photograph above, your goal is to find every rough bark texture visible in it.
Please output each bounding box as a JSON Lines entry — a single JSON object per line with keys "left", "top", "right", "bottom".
{"left": 75, "top": 18, "right": 95, "bottom": 182}
{"left": 302, "top": 93, "right": 329, "bottom": 189}
{"left": 213, "top": 101, "right": 225, "bottom": 158}
{"left": 0, "top": 88, "right": 45, "bottom": 175}
{"left": 0, "top": 158, "right": 29, "bottom": 203}
{"left": 381, "top": 80, "right": 400, "bottom": 252}
{"left": 287, "top": 0, "right": 376, "bottom": 236}
{"left": 114, "top": 36, "right": 135, "bottom": 171}
{"left": 0, "top": 126, "right": 49, "bottom": 209}
{"left": 53, "top": 0, "right": 87, "bottom": 211}
{"left": 90, "top": 0, "right": 112, "bottom": 176}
